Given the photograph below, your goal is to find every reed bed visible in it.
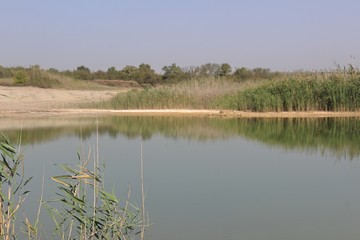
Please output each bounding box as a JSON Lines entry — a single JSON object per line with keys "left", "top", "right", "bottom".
{"left": 89, "top": 78, "right": 247, "bottom": 110}
{"left": 227, "top": 74, "right": 360, "bottom": 112}
{"left": 87, "top": 70, "right": 360, "bottom": 112}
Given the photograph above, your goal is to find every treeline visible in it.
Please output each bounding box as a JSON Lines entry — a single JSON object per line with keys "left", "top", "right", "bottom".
{"left": 0, "top": 63, "right": 278, "bottom": 85}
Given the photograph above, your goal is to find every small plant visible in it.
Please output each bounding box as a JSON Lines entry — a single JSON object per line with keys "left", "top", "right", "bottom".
{"left": 0, "top": 134, "right": 147, "bottom": 239}
{"left": 0, "top": 134, "right": 32, "bottom": 240}
{"left": 47, "top": 150, "right": 143, "bottom": 240}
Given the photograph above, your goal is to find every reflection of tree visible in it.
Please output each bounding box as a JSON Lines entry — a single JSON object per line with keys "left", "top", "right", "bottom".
{"left": 2, "top": 116, "right": 360, "bottom": 159}
{"left": 236, "top": 118, "right": 360, "bottom": 159}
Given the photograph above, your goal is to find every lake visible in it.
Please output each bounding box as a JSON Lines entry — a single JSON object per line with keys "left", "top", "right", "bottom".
{"left": 1, "top": 116, "right": 360, "bottom": 240}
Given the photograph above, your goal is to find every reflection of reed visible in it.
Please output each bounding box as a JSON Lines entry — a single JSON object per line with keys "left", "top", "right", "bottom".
{"left": 237, "top": 117, "right": 360, "bottom": 160}
{"left": 2, "top": 116, "right": 360, "bottom": 159}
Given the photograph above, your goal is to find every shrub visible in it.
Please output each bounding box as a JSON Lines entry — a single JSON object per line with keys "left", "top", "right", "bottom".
{"left": 13, "top": 71, "right": 28, "bottom": 84}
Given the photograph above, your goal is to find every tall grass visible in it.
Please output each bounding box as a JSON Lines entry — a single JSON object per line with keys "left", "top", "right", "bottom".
{"left": 0, "top": 134, "right": 145, "bottom": 239}
{"left": 0, "top": 134, "right": 31, "bottom": 240}
{"left": 87, "top": 70, "right": 360, "bottom": 112}
{"left": 225, "top": 74, "right": 360, "bottom": 112}
{"left": 89, "top": 78, "right": 245, "bottom": 109}
{"left": 1, "top": 67, "right": 112, "bottom": 90}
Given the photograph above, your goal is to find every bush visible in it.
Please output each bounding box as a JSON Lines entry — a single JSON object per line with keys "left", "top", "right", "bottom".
{"left": 13, "top": 70, "right": 28, "bottom": 84}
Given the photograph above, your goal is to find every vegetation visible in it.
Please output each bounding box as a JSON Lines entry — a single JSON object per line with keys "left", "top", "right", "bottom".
{"left": 0, "top": 135, "right": 145, "bottom": 239}
{"left": 225, "top": 73, "right": 360, "bottom": 112}
{"left": 47, "top": 162, "right": 141, "bottom": 239}
{"left": 0, "top": 65, "right": 112, "bottom": 89}
{"left": 85, "top": 68, "right": 360, "bottom": 112}
{"left": 0, "top": 134, "right": 31, "bottom": 240}
{"left": 1, "top": 63, "right": 359, "bottom": 112}
{"left": 0, "top": 63, "right": 275, "bottom": 87}
{"left": 87, "top": 77, "right": 243, "bottom": 110}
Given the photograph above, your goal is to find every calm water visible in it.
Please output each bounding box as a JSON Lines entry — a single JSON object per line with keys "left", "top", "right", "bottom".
{"left": 1, "top": 116, "right": 360, "bottom": 240}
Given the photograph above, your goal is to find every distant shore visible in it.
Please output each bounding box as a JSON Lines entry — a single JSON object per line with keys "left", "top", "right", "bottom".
{"left": 1, "top": 86, "right": 359, "bottom": 118}
{"left": 1, "top": 108, "right": 360, "bottom": 119}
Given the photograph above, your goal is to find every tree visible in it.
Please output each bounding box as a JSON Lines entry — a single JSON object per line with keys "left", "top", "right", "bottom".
{"left": 217, "top": 63, "right": 232, "bottom": 77}
{"left": 234, "top": 67, "right": 250, "bottom": 81}
{"left": 136, "top": 63, "right": 160, "bottom": 84}
{"left": 93, "top": 70, "right": 107, "bottom": 79}
{"left": 121, "top": 65, "right": 138, "bottom": 80}
{"left": 74, "top": 66, "right": 92, "bottom": 80}
{"left": 162, "top": 63, "right": 185, "bottom": 81}
{"left": 107, "top": 66, "right": 118, "bottom": 80}
{"left": 76, "top": 66, "right": 90, "bottom": 72}
{"left": 48, "top": 68, "right": 59, "bottom": 73}
{"left": 253, "top": 67, "right": 271, "bottom": 79}
{"left": 198, "top": 63, "right": 221, "bottom": 77}
{"left": 0, "top": 65, "right": 13, "bottom": 78}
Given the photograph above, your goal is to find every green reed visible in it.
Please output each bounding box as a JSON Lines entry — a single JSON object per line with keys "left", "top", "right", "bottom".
{"left": 0, "top": 134, "right": 31, "bottom": 240}
{"left": 0, "top": 135, "right": 145, "bottom": 240}
{"left": 225, "top": 74, "right": 360, "bottom": 112}
{"left": 88, "top": 71, "right": 360, "bottom": 112}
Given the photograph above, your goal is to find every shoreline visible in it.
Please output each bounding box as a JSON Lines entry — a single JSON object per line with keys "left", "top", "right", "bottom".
{"left": 1, "top": 108, "right": 360, "bottom": 118}
{"left": 1, "top": 86, "right": 359, "bottom": 119}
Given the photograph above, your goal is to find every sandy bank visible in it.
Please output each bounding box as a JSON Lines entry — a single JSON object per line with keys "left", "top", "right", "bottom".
{"left": 1, "top": 86, "right": 359, "bottom": 118}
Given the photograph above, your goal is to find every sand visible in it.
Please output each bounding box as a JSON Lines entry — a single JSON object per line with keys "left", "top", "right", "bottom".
{"left": 1, "top": 86, "right": 359, "bottom": 118}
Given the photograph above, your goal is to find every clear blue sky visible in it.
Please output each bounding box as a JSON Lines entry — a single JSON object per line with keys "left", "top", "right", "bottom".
{"left": 1, "top": 0, "right": 359, "bottom": 72}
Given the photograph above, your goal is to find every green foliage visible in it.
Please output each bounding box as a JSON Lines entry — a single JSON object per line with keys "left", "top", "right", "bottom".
{"left": 224, "top": 75, "right": 360, "bottom": 112}
{"left": 162, "top": 63, "right": 186, "bottom": 81}
{"left": 118, "top": 64, "right": 161, "bottom": 84}
{"left": 121, "top": 65, "right": 138, "bottom": 80}
{"left": 0, "top": 135, "right": 145, "bottom": 239}
{"left": 233, "top": 67, "right": 275, "bottom": 81}
{"left": 13, "top": 70, "right": 28, "bottom": 84}
{"left": 218, "top": 63, "right": 232, "bottom": 77}
{"left": 48, "top": 159, "right": 142, "bottom": 239}
{"left": 136, "top": 63, "right": 161, "bottom": 84}
{"left": 233, "top": 67, "right": 251, "bottom": 81}
{"left": 198, "top": 63, "right": 221, "bottom": 77}
{"left": 2, "top": 63, "right": 279, "bottom": 86}
{"left": 73, "top": 66, "right": 93, "bottom": 80}
{"left": 0, "top": 134, "right": 31, "bottom": 240}
{"left": 106, "top": 66, "right": 119, "bottom": 80}
{"left": 47, "top": 68, "right": 59, "bottom": 73}
{"left": 0, "top": 66, "right": 13, "bottom": 79}
{"left": 12, "top": 66, "right": 61, "bottom": 88}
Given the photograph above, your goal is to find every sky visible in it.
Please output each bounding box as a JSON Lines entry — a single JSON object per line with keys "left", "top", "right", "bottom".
{"left": 1, "top": 0, "right": 360, "bottom": 72}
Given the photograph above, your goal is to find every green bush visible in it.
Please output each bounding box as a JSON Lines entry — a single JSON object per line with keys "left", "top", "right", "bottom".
{"left": 13, "top": 71, "right": 28, "bottom": 84}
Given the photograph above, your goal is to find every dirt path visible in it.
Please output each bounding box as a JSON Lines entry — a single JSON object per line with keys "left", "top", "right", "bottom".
{"left": 0, "top": 86, "right": 360, "bottom": 118}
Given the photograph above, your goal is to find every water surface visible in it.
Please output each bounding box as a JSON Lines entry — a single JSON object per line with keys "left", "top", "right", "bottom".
{"left": 1, "top": 116, "right": 360, "bottom": 240}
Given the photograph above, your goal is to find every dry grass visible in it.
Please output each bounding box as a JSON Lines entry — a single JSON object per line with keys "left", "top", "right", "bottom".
{"left": 0, "top": 72, "right": 114, "bottom": 90}
{"left": 86, "top": 70, "right": 360, "bottom": 112}
{"left": 0, "top": 78, "right": 13, "bottom": 86}
{"left": 89, "top": 77, "right": 248, "bottom": 110}
{"left": 40, "top": 72, "right": 114, "bottom": 90}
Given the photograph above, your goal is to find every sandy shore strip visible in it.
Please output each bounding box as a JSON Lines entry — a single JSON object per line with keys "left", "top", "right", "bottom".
{"left": 1, "top": 108, "right": 360, "bottom": 118}
{"left": 1, "top": 86, "right": 360, "bottom": 118}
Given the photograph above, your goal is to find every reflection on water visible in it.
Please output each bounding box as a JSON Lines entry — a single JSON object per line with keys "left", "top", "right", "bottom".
{"left": 1, "top": 116, "right": 360, "bottom": 159}
{"left": 0, "top": 116, "right": 360, "bottom": 240}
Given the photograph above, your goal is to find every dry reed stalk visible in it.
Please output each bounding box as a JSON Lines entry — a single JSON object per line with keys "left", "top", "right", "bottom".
{"left": 140, "top": 138, "right": 145, "bottom": 240}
